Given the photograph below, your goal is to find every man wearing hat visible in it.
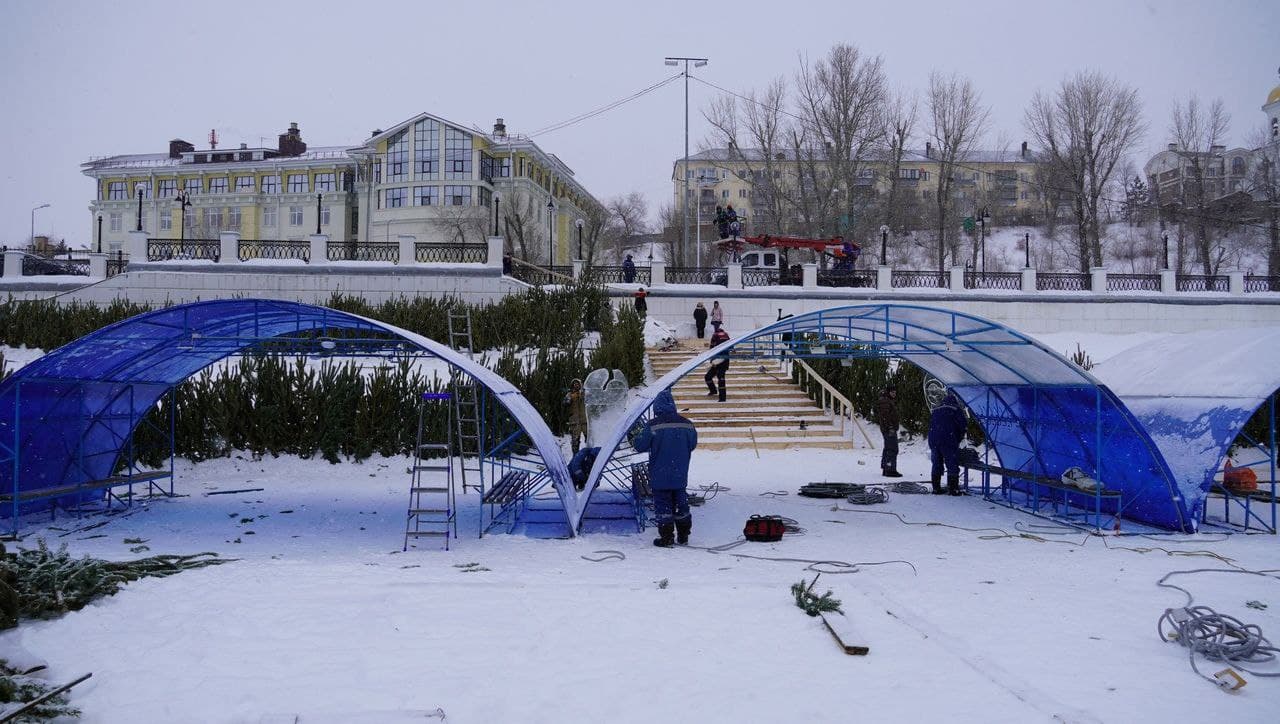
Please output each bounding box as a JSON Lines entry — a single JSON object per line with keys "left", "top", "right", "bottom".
{"left": 875, "top": 382, "right": 902, "bottom": 478}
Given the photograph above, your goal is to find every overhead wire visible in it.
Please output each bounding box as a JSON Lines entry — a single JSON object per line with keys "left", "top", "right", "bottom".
{"left": 527, "top": 72, "right": 684, "bottom": 139}
{"left": 689, "top": 74, "right": 1277, "bottom": 237}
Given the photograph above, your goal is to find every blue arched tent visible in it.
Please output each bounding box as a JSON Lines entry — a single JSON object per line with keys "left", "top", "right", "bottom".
{"left": 580, "top": 304, "right": 1192, "bottom": 532}
{"left": 0, "top": 299, "right": 575, "bottom": 532}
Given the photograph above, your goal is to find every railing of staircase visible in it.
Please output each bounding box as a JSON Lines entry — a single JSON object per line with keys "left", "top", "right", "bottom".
{"left": 779, "top": 356, "right": 875, "bottom": 448}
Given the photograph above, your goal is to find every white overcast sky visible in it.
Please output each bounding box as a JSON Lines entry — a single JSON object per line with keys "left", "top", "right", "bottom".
{"left": 1, "top": 0, "right": 1276, "bottom": 246}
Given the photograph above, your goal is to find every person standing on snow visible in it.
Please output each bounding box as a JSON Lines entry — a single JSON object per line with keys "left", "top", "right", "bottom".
{"left": 710, "top": 300, "right": 724, "bottom": 329}
{"left": 622, "top": 254, "right": 636, "bottom": 284}
{"left": 875, "top": 383, "right": 902, "bottom": 478}
{"left": 693, "top": 302, "right": 708, "bottom": 339}
{"left": 632, "top": 389, "right": 698, "bottom": 547}
{"left": 633, "top": 287, "right": 648, "bottom": 317}
{"left": 929, "top": 390, "right": 968, "bottom": 495}
{"left": 704, "top": 324, "right": 731, "bottom": 402}
{"left": 563, "top": 378, "right": 588, "bottom": 454}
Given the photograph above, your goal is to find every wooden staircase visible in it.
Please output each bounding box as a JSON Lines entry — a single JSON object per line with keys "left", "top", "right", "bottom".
{"left": 648, "top": 342, "right": 852, "bottom": 451}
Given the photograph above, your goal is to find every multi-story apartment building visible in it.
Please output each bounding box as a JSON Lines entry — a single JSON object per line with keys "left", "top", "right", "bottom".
{"left": 672, "top": 142, "right": 1043, "bottom": 238}
{"left": 84, "top": 116, "right": 600, "bottom": 264}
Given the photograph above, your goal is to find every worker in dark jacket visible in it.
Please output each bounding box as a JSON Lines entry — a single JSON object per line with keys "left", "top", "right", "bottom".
{"left": 704, "top": 325, "right": 731, "bottom": 401}
{"left": 875, "top": 383, "right": 902, "bottom": 478}
{"left": 929, "top": 390, "right": 968, "bottom": 495}
{"left": 563, "top": 378, "right": 587, "bottom": 454}
{"left": 633, "top": 287, "right": 648, "bottom": 317}
{"left": 632, "top": 390, "right": 698, "bottom": 547}
{"left": 693, "top": 302, "right": 708, "bottom": 338}
{"left": 622, "top": 254, "right": 636, "bottom": 283}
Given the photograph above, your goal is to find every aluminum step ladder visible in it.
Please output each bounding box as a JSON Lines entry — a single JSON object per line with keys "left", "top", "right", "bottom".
{"left": 404, "top": 392, "right": 457, "bottom": 551}
{"left": 447, "top": 309, "right": 485, "bottom": 495}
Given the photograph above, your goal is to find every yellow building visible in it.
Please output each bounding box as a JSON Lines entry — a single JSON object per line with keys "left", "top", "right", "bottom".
{"left": 672, "top": 143, "right": 1044, "bottom": 238}
{"left": 84, "top": 116, "right": 602, "bottom": 264}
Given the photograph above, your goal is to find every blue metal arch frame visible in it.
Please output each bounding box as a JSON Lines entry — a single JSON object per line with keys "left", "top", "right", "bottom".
{"left": 0, "top": 299, "right": 576, "bottom": 532}
{"left": 578, "top": 304, "right": 1189, "bottom": 532}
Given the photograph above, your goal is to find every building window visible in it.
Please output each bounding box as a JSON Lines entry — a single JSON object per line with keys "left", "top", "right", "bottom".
{"left": 158, "top": 179, "right": 177, "bottom": 198}
{"left": 109, "top": 212, "right": 122, "bottom": 231}
{"left": 738, "top": 189, "right": 748, "bottom": 198}
{"left": 721, "top": 190, "right": 730, "bottom": 199}
{"left": 898, "top": 168, "right": 919, "bottom": 179}
{"left": 478, "top": 187, "right": 492, "bottom": 208}
{"left": 386, "top": 187, "right": 407, "bottom": 208}
{"left": 922, "top": 190, "right": 932, "bottom": 201}
{"left": 235, "top": 176, "right": 255, "bottom": 191}
{"left": 108, "top": 181, "right": 126, "bottom": 200}
{"left": 289, "top": 206, "right": 304, "bottom": 226}
{"left": 1020, "top": 191, "right": 1029, "bottom": 200}
{"left": 139, "top": 209, "right": 147, "bottom": 229}
{"left": 263, "top": 206, "right": 277, "bottom": 227}
{"left": 314, "top": 173, "right": 336, "bottom": 192}
{"left": 202, "top": 208, "right": 222, "bottom": 232}
{"left": 497, "top": 157, "right": 511, "bottom": 178}
{"left": 444, "top": 185, "right": 471, "bottom": 206}
{"left": 159, "top": 208, "right": 172, "bottom": 231}
{"left": 184, "top": 208, "right": 196, "bottom": 231}
{"left": 414, "top": 119, "right": 440, "bottom": 178}
{"left": 184, "top": 178, "right": 202, "bottom": 195}
{"left": 134, "top": 181, "right": 152, "bottom": 199}
{"left": 444, "top": 128, "right": 472, "bottom": 179}
{"left": 209, "top": 177, "right": 228, "bottom": 194}
{"left": 261, "top": 175, "right": 279, "bottom": 193}
{"left": 374, "top": 160, "right": 382, "bottom": 183}
{"left": 287, "top": 174, "right": 308, "bottom": 193}
{"left": 386, "top": 129, "right": 409, "bottom": 180}
{"left": 321, "top": 206, "right": 330, "bottom": 226}
{"left": 228, "top": 207, "right": 241, "bottom": 230}
{"left": 1231, "top": 157, "right": 1246, "bottom": 176}
{"left": 413, "top": 186, "right": 439, "bottom": 206}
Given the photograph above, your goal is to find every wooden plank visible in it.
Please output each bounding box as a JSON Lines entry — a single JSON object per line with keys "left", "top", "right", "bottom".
{"left": 0, "top": 472, "right": 171, "bottom": 503}
{"left": 820, "top": 612, "right": 869, "bottom": 656}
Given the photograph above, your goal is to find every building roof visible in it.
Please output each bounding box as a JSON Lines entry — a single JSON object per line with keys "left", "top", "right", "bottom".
{"left": 683, "top": 147, "right": 1031, "bottom": 166}
{"left": 82, "top": 146, "right": 353, "bottom": 172}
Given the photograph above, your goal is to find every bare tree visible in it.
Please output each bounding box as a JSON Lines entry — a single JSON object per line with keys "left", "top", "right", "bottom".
{"left": 1169, "top": 95, "right": 1230, "bottom": 274}
{"left": 881, "top": 88, "right": 919, "bottom": 252}
{"left": 1024, "top": 71, "right": 1146, "bottom": 271}
{"left": 433, "top": 203, "right": 485, "bottom": 246}
{"left": 927, "top": 71, "right": 990, "bottom": 271}
{"left": 602, "top": 192, "right": 650, "bottom": 262}
{"left": 1247, "top": 126, "right": 1280, "bottom": 279}
{"left": 501, "top": 188, "right": 549, "bottom": 263}
{"left": 701, "top": 77, "right": 793, "bottom": 234}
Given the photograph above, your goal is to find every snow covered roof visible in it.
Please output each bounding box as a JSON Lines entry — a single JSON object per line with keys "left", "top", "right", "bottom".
{"left": 82, "top": 146, "right": 355, "bottom": 172}
{"left": 684, "top": 147, "right": 1032, "bottom": 165}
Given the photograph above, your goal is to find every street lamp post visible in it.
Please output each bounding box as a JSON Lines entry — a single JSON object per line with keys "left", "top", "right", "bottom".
{"left": 30, "top": 203, "right": 50, "bottom": 248}
{"left": 546, "top": 198, "right": 555, "bottom": 266}
{"left": 1162, "top": 233, "right": 1170, "bottom": 270}
{"left": 575, "top": 218, "right": 584, "bottom": 261}
{"left": 175, "top": 191, "right": 192, "bottom": 242}
{"left": 136, "top": 189, "right": 144, "bottom": 232}
{"left": 1024, "top": 232, "right": 1031, "bottom": 269}
{"left": 879, "top": 225, "right": 889, "bottom": 265}
{"left": 977, "top": 206, "right": 990, "bottom": 276}
{"left": 493, "top": 193, "right": 501, "bottom": 237}
{"left": 316, "top": 193, "right": 323, "bottom": 235}
{"left": 664, "top": 55, "right": 708, "bottom": 267}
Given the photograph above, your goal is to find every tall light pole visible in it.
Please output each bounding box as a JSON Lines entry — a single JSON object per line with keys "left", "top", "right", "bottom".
{"left": 575, "top": 218, "right": 584, "bottom": 261}
{"left": 31, "top": 203, "right": 50, "bottom": 248}
{"left": 665, "top": 55, "right": 708, "bottom": 267}
{"left": 546, "top": 198, "right": 555, "bottom": 266}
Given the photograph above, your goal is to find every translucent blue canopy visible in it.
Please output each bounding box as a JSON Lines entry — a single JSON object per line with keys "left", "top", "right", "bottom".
{"left": 581, "top": 304, "right": 1190, "bottom": 531}
{"left": 0, "top": 299, "right": 575, "bottom": 525}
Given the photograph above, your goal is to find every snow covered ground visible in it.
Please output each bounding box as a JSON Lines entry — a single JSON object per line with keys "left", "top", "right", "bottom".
{"left": 3, "top": 440, "right": 1277, "bottom": 723}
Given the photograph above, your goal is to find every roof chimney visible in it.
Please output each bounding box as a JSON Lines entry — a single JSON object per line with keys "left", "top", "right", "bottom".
{"left": 493, "top": 118, "right": 507, "bottom": 139}
{"left": 1020, "top": 141, "right": 1028, "bottom": 159}
{"left": 168, "top": 138, "right": 194, "bottom": 159}
{"left": 1168, "top": 143, "right": 1178, "bottom": 151}
{"left": 371, "top": 129, "right": 383, "bottom": 138}
{"left": 278, "top": 122, "right": 307, "bottom": 157}
{"left": 1210, "top": 144, "right": 1225, "bottom": 154}
{"left": 925, "top": 141, "right": 932, "bottom": 159}
{"left": 240, "top": 142, "right": 248, "bottom": 150}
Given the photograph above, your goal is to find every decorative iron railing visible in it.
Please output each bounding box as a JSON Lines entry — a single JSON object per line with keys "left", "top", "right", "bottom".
{"left": 580, "top": 265, "right": 651, "bottom": 285}
{"left": 817, "top": 269, "right": 876, "bottom": 288}
{"left": 742, "top": 268, "right": 781, "bottom": 287}
{"left": 238, "top": 239, "right": 311, "bottom": 262}
{"left": 106, "top": 252, "right": 129, "bottom": 277}
{"left": 147, "top": 238, "right": 220, "bottom": 262}
{"left": 1107, "top": 273, "right": 1161, "bottom": 292}
{"left": 1176, "top": 274, "right": 1228, "bottom": 292}
{"left": 326, "top": 241, "right": 400, "bottom": 262}
{"left": 964, "top": 271, "right": 1022, "bottom": 290}
{"left": 1037, "top": 272, "right": 1091, "bottom": 291}
{"left": 1244, "top": 275, "right": 1280, "bottom": 293}
{"left": 892, "top": 270, "right": 947, "bottom": 288}
{"left": 415, "top": 242, "right": 488, "bottom": 264}
{"left": 665, "top": 266, "right": 728, "bottom": 286}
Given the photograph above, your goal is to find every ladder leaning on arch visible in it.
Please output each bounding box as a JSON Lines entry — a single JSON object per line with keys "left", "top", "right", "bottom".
{"left": 404, "top": 392, "right": 458, "bottom": 551}
{"left": 447, "top": 309, "right": 485, "bottom": 495}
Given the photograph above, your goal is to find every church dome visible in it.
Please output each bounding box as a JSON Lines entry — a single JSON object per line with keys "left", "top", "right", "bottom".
{"left": 1269, "top": 85, "right": 1280, "bottom": 106}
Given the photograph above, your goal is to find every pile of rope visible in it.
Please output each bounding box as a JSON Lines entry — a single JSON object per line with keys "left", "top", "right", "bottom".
{"left": 845, "top": 486, "right": 889, "bottom": 505}
{"left": 798, "top": 482, "right": 861, "bottom": 499}
{"left": 1156, "top": 568, "right": 1280, "bottom": 689}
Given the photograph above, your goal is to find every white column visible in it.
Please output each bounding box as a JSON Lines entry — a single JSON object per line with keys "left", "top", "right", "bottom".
{"left": 1090, "top": 267, "right": 1107, "bottom": 293}
{"left": 1021, "top": 267, "right": 1036, "bottom": 293}
{"left": 1228, "top": 270, "right": 1245, "bottom": 295}
{"left": 949, "top": 265, "right": 965, "bottom": 292}
{"left": 802, "top": 262, "right": 818, "bottom": 288}
{"left": 4, "top": 250, "right": 23, "bottom": 278}
{"left": 1160, "top": 269, "right": 1177, "bottom": 294}
{"left": 88, "top": 252, "right": 107, "bottom": 278}
{"left": 877, "top": 265, "right": 892, "bottom": 291}
{"left": 397, "top": 234, "right": 415, "bottom": 266}
{"left": 727, "top": 262, "right": 743, "bottom": 289}
{"left": 572, "top": 259, "right": 584, "bottom": 280}
{"left": 309, "top": 234, "right": 328, "bottom": 265}
{"left": 219, "top": 231, "right": 240, "bottom": 264}
{"left": 127, "top": 229, "right": 149, "bottom": 260}
{"left": 487, "top": 236, "right": 504, "bottom": 269}
{"left": 650, "top": 260, "right": 666, "bottom": 286}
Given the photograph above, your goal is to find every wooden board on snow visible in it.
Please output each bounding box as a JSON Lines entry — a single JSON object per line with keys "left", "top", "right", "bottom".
{"left": 821, "top": 612, "right": 869, "bottom": 655}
